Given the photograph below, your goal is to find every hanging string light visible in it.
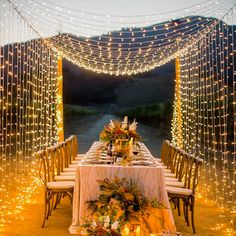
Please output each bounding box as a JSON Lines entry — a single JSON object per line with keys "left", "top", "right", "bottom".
{"left": 6, "top": 0, "right": 234, "bottom": 76}
{"left": 171, "top": 7, "right": 236, "bottom": 232}
{"left": 0, "top": 0, "right": 59, "bottom": 227}
{"left": 0, "top": 0, "right": 235, "bottom": 233}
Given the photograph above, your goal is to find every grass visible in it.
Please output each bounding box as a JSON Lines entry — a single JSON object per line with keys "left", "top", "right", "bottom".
{"left": 64, "top": 104, "right": 98, "bottom": 116}
{"left": 116, "top": 101, "right": 173, "bottom": 128}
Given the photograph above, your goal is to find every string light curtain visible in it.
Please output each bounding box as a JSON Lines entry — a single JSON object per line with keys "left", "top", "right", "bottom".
{"left": 171, "top": 9, "right": 236, "bottom": 222}
{"left": 9, "top": 0, "right": 236, "bottom": 76}
{"left": 0, "top": 0, "right": 235, "bottom": 231}
{"left": 0, "top": 0, "right": 59, "bottom": 226}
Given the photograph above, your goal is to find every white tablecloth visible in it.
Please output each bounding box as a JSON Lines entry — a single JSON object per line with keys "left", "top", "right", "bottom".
{"left": 69, "top": 164, "right": 176, "bottom": 234}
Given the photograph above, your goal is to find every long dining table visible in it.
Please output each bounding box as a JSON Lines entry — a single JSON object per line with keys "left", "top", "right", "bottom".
{"left": 69, "top": 141, "right": 176, "bottom": 235}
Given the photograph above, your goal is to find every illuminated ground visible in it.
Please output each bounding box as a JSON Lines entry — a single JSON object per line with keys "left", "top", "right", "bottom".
{"left": 1, "top": 187, "right": 232, "bottom": 236}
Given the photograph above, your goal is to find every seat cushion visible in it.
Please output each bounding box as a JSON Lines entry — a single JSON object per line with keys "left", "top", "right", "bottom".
{"left": 165, "top": 181, "right": 185, "bottom": 188}
{"left": 165, "top": 177, "right": 179, "bottom": 182}
{"left": 72, "top": 160, "right": 80, "bottom": 164}
{"left": 47, "top": 181, "right": 74, "bottom": 189}
{"left": 165, "top": 173, "right": 176, "bottom": 177}
{"left": 167, "top": 186, "right": 192, "bottom": 196}
{"left": 63, "top": 167, "right": 77, "bottom": 172}
{"left": 69, "top": 164, "right": 78, "bottom": 168}
{"left": 60, "top": 172, "right": 76, "bottom": 176}
{"left": 54, "top": 175, "right": 75, "bottom": 181}
{"left": 76, "top": 154, "right": 86, "bottom": 158}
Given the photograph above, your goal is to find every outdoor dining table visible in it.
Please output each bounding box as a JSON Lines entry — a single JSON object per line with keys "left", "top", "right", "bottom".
{"left": 69, "top": 142, "right": 176, "bottom": 235}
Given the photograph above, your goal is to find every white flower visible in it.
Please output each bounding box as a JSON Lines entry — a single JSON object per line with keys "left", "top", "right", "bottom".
{"left": 122, "top": 122, "right": 128, "bottom": 129}
{"left": 129, "top": 119, "right": 137, "bottom": 131}
{"left": 99, "top": 215, "right": 110, "bottom": 228}
{"left": 109, "top": 120, "right": 115, "bottom": 128}
{"left": 111, "top": 220, "right": 119, "bottom": 230}
{"left": 104, "top": 215, "right": 110, "bottom": 223}
{"left": 91, "top": 220, "right": 97, "bottom": 229}
{"left": 123, "top": 116, "right": 128, "bottom": 124}
{"left": 104, "top": 222, "right": 109, "bottom": 228}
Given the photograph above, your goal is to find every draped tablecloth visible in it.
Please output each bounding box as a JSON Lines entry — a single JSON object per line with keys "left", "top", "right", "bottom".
{"left": 69, "top": 164, "right": 176, "bottom": 235}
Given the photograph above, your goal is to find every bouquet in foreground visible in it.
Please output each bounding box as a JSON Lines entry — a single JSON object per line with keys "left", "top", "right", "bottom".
{"left": 81, "top": 177, "right": 167, "bottom": 235}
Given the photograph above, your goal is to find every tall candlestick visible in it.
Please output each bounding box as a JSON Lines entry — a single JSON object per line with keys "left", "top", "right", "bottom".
{"left": 122, "top": 225, "right": 129, "bottom": 236}
{"left": 135, "top": 226, "right": 140, "bottom": 236}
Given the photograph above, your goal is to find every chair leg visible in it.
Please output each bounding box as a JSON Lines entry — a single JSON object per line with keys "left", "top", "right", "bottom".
{"left": 190, "top": 196, "right": 196, "bottom": 233}
{"left": 50, "top": 194, "right": 55, "bottom": 215}
{"left": 183, "top": 198, "right": 186, "bottom": 219}
{"left": 185, "top": 199, "right": 189, "bottom": 226}
{"left": 41, "top": 192, "right": 48, "bottom": 228}
{"left": 53, "top": 193, "right": 60, "bottom": 210}
{"left": 53, "top": 193, "right": 59, "bottom": 210}
{"left": 57, "top": 193, "right": 62, "bottom": 205}
{"left": 177, "top": 198, "right": 181, "bottom": 216}
{"left": 46, "top": 192, "right": 53, "bottom": 219}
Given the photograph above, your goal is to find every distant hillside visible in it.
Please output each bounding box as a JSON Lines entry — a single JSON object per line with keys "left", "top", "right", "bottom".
{"left": 62, "top": 59, "right": 175, "bottom": 110}
{"left": 115, "top": 63, "right": 175, "bottom": 108}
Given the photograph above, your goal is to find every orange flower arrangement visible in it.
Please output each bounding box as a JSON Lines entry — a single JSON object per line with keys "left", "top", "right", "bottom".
{"left": 100, "top": 118, "right": 140, "bottom": 144}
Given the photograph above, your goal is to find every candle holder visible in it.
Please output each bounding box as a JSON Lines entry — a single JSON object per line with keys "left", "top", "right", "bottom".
{"left": 129, "top": 214, "right": 142, "bottom": 236}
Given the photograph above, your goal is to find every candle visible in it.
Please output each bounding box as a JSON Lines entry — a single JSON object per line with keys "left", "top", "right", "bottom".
{"left": 124, "top": 116, "right": 128, "bottom": 124}
{"left": 122, "top": 225, "right": 129, "bottom": 236}
{"left": 135, "top": 226, "right": 140, "bottom": 236}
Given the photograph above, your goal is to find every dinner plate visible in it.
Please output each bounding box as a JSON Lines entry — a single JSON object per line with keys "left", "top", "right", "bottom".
{"left": 132, "top": 160, "right": 156, "bottom": 166}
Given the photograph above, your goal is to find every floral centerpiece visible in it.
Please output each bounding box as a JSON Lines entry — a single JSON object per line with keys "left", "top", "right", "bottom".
{"left": 81, "top": 177, "right": 167, "bottom": 235}
{"left": 99, "top": 116, "right": 141, "bottom": 144}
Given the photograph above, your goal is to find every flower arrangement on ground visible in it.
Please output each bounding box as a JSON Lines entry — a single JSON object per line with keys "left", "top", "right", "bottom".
{"left": 81, "top": 177, "right": 167, "bottom": 235}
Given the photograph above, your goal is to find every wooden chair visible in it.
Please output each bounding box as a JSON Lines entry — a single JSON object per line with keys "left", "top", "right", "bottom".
{"left": 53, "top": 143, "right": 76, "bottom": 181}
{"left": 167, "top": 155, "right": 203, "bottom": 233}
{"left": 159, "top": 140, "right": 170, "bottom": 165}
{"left": 70, "top": 135, "right": 87, "bottom": 160}
{"left": 165, "top": 149, "right": 186, "bottom": 188}
{"left": 37, "top": 149, "right": 74, "bottom": 228}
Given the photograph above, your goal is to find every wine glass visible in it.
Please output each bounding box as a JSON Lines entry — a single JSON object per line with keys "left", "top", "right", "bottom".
{"left": 132, "top": 142, "right": 139, "bottom": 159}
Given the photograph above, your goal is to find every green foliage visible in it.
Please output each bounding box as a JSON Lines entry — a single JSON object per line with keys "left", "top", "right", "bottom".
{"left": 116, "top": 102, "right": 173, "bottom": 127}
{"left": 64, "top": 104, "right": 98, "bottom": 116}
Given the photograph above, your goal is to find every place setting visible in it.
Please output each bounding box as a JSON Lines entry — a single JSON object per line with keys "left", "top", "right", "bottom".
{"left": 81, "top": 117, "right": 159, "bottom": 168}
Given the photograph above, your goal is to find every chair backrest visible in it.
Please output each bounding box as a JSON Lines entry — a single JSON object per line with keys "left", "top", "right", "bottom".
{"left": 184, "top": 154, "right": 203, "bottom": 194}
{"left": 191, "top": 157, "right": 203, "bottom": 194}
{"left": 164, "top": 142, "right": 174, "bottom": 168}
{"left": 71, "top": 135, "right": 78, "bottom": 158}
{"left": 66, "top": 135, "right": 78, "bottom": 160}
{"left": 47, "top": 145, "right": 61, "bottom": 178}
{"left": 37, "top": 149, "right": 53, "bottom": 186}
{"left": 64, "top": 140, "right": 73, "bottom": 166}
{"left": 57, "top": 142, "right": 67, "bottom": 170}
{"left": 174, "top": 149, "right": 185, "bottom": 180}
{"left": 169, "top": 145, "right": 179, "bottom": 172}
{"left": 160, "top": 140, "right": 170, "bottom": 164}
